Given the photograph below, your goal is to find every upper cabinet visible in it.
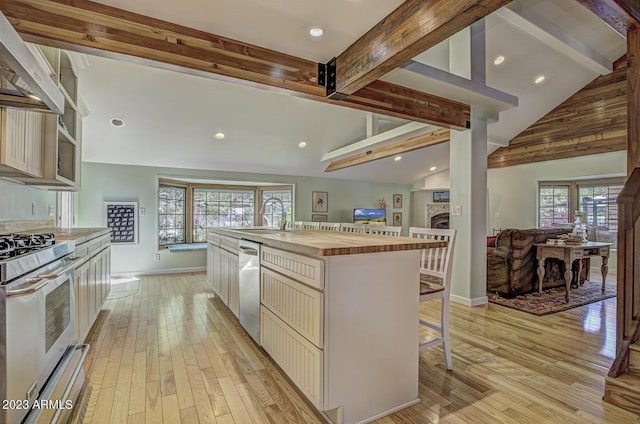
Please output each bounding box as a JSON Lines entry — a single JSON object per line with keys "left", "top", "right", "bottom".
{"left": 0, "top": 46, "right": 88, "bottom": 190}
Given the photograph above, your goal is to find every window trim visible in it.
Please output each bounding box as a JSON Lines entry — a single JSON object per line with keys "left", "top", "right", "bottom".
{"left": 538, "top": 177, "right": 624, "bottom": 229}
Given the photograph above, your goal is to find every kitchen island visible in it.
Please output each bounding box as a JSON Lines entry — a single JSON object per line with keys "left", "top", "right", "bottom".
{"left": 207, "top": 227, "right": 446, "bottom": 424}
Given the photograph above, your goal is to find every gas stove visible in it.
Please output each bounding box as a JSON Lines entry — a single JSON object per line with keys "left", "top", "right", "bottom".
{"left": 0, "top": 233, "right": 74, "bottom": 284}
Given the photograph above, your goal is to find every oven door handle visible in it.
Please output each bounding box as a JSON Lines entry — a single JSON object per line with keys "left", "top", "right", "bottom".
{"left": 36, "top": 257, "right": 83, "bottom": 280}
{"left": 6, "top": 278, "right": 48, "bottom": 297}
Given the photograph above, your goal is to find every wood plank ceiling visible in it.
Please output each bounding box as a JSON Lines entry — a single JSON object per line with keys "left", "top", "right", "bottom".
{"left": 487, "top": 64, "right": 627, "bottom": 168}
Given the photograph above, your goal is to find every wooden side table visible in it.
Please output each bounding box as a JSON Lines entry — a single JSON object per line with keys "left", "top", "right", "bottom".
{"left": 534, "top": 242, "right": 612, "bottom": 302}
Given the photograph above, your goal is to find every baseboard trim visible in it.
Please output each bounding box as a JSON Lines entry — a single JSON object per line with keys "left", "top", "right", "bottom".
{"left": 450, "top": 294, "right": 488, "bottom": 306}
{"left": 112, "top": 266, "right": 206, "bottom": 277}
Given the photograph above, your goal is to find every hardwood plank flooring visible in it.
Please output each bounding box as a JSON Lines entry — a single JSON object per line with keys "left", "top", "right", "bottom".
{"left": 78, "top": 272, "right": 640, "bottom": 423}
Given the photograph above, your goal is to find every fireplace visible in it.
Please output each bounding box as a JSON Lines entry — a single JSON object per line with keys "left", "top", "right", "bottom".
{"left": 431, "top": 213, "right": 449, "bottom": 229}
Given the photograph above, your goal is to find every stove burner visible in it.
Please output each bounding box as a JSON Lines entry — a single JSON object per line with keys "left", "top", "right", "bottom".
{"left": 0, "top": 233, "right": 56, "bottom": 259}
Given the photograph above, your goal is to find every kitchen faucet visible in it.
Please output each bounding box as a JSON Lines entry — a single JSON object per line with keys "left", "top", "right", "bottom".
{"left": 259, "top": 196, "right": 287, "bottom": 230}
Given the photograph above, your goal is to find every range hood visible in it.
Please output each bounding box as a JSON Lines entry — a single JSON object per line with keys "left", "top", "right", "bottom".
{"left": 0, "top": 11, "right": 63, "bottom": 114}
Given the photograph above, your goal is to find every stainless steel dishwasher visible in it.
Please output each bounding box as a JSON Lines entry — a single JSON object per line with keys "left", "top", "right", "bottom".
{"left": 238, "top": 239, "right": 261, "bottom": 344}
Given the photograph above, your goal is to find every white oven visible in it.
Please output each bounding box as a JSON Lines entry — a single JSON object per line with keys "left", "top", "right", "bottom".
{"left": 2, "top": 254, "right": 82, "bottom": 424}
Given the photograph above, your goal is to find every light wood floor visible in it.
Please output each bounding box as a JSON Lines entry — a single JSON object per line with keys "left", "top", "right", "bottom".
{"left": 77, "top": 272, "right": 640, "bottom": 424}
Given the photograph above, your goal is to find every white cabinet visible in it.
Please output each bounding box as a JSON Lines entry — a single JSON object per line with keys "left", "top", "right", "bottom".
{"left": 0, "top": 108, "right": 45, "bottom": 178}
{"left": 14, "top": 47, "right": 86, "bottom": 190}
{"left": 73, "top": 233, "right": 111, "bottom": 341}
{"left": 259, "top": 247, "right": 325, "bottom": 410}
{"left": 208, "top": 233, "right": 239, "bottom": 318}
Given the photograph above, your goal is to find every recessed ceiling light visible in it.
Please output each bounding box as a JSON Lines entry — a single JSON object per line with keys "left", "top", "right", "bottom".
{"left": 534, "top": 75, "right": 545, "bottom": 84}
{"left": 429, "top": 166, "right": 437, "bottom": 171}
{"left": 394, "top": 156, "right": 402, "bottom": 162}
{"left": 27, "top": 93, "right": 41, "bottom": 101}
{"left": 110, "top": 118, "right": 125, "bottom": 127}
{"left": 214, "top": 132, "right": 225, "bottom": 140}
{"left": 309, "top": 27, "right": 324, "bottom": 38}
{"left": 493, "top": 55, "right": 505, "bottom": 65}
{"left": 298, "top": 141, "right": 307, "bottom": 148}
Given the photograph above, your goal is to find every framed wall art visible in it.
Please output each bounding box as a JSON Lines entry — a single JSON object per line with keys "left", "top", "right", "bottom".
{"left": 105, "top": 201, "right": 138, "bottom": 244}
{"left": 312, "top": 191, "right": 328, "bottom": 213}
{"left": 393, "top": 194, "right": 402, "bottom": 208}
{"left": 312, "top": 214, "right": 328, "bottom": 222}
{"left": 393, "top": 212, "right": 402, "bottom": 226}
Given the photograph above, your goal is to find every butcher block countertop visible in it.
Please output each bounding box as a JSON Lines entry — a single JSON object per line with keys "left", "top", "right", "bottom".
{"left": 209, "top": 227, "right": 446, "bottom": 256}
{"left": 36, "top": 227, "right": 111, "bottom": 245}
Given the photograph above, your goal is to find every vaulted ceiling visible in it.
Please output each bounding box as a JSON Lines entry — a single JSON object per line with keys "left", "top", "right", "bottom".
{"left": 3, "top": 0, "right": 630, "bottom": 184}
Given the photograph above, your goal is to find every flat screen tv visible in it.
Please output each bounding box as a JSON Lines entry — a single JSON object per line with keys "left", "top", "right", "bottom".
{"left": 353, "top": 208, "right": 386, "bottom": 225}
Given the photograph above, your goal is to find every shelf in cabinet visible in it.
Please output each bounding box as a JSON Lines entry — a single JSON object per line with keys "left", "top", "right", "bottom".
{"left": 58, "top": 124, "right": 77, "bottom": 145}
{"left": 58, "top": 83, "right": 78, "bottom": 112}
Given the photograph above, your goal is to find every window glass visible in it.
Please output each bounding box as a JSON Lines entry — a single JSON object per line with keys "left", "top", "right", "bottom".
{"left": 260, "top": 189, "right": 293, "bottom": 227}
{"left": 193, "top": 188, "right": 254, "bottom": 242}
{"left": 578, "top": 183, "right": 622, "bottom": 230}
{"left": 538, "top": 185, "right": 570, "bottom": 227}
{"left": 159, "top": 185, "right": 186, "bottom": 246}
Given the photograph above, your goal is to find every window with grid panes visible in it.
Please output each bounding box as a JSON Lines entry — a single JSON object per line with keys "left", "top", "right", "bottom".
{"left": 538, "top": 184, "right": 570, "bottom": 228}
{"left": 192, "top": 189, "right": 255, "bottom": 242}
{"left": 577, "top": 182, "right": 623, "bottom": 230}
{"left": 158, "top": 184, "right": 186, "bottom": 246}
{"left": 260, "top": 189, "right": 293, "bottom": 227}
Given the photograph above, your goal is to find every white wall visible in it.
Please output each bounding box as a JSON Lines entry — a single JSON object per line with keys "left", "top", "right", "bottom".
{"left": 487, "top": 151, "right": 626, "bottom": 231}
{"left": 0, "top": 179, "right": 57, "bottom": 221}
{"left": 77, "top": 162, "right": 413, "bottom": 274}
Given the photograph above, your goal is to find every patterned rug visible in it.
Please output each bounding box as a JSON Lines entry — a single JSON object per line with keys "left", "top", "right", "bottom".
{"left": 488, "top": 281, "right": 616, "bottom": 316}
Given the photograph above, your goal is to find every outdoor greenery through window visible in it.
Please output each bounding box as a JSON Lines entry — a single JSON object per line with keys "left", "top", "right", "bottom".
{"left": 193, "top": 189, "right": 255, "bottom": 242}
{"left": 158, "top": 184, "right": 186, "bottom": 246}
{"left": 538, "top": 178, "right": 623, "bottom": 247}
{"left": 260, "top": 189, "right": 293, "bottom": 228}
{"left": 158, "top": 178, "right": 294, "bottom": 247}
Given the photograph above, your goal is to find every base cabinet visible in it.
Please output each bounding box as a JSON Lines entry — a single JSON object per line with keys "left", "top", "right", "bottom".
{"left": 208, "top": 234, "right": 239, "bottom": 318}
{"left": 73, "top": 234, "right": 111, "bottom": 341}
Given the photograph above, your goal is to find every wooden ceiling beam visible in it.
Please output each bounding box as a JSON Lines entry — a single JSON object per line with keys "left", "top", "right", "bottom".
{"left": 332, "top": 0, "right": 513, "bottom": 97}
{"left": 1, "top": 0, "right": 470, "bottom": 128}
{"left": 325, "top": 129, "right": 450, "bottom": 172}
{"left": 573, "top": 0, "right": 636, "bottom": 37}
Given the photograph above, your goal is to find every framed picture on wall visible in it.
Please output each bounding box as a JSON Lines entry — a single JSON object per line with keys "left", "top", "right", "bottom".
{"left": 104, "top": 201, "right": 138, "bottom": 244}
{"left": 312, "top": 191, "right": 328, "bottom": 213}
{"left": 312, "top": 214, "right": 327, "bottom": 222}
{"left": 393, "top": 194, "right": 402, "bottom": 208}
{"left": 393, "top": 212, "right": 402, "bottom": 226}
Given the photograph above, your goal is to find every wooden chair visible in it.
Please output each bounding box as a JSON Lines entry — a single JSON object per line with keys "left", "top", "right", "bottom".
{"left": 339, "top": 223, "right": 367, "bottom": 234}
{"left": 409, "top": 227, "right": 456, "bottom": 370}
{"left": 368, "top": 225, "right": 401, "bottom": 236}
{"left": 301, "top": 221, "right": 320, "bottom": 230}
{"left": 287, "top": 221, "right": 303, "bottom": 229}
{"left": 319, "top": 222, "right": 341, "bottom": 231}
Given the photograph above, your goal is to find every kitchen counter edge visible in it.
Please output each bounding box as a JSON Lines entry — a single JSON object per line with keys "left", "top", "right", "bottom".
{"left": 208, "top": 227, "right": 446, "bottom": 257}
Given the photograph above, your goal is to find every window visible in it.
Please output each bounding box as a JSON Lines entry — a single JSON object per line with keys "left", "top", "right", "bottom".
{"left": 538, "top": 178, "right": 623, "bottom": 246}
{"left": 158, "top": 179, "right": 293, "bottom": 247}
{"left": 159, "top": 184, "right": 186, "bottom": 246}
{"left": 577, "top": 182, "right": 622, "bottom": 231}
{"left": 260, "top": 188, "right": 293, "bottom": 227}
{"left": 193, "top": 189, "right": 255, "bottom": 242}
{"left": 538, "top": 184, "right": 570, "bottom": 227}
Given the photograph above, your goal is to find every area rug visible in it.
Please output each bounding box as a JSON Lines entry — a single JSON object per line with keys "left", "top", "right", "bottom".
{"left": 488, "top": 281, "right": 616, "bottom": 316}
{"left": 107, "top": 276, "right": 140, "bottom": 299}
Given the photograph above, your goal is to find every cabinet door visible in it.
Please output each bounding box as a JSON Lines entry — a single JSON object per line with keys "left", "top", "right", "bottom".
{"left": 103, "top": 247, "right": 111, "bottom": 301}
{"left": 88, "top": 256, "right": 98, "bottom": 326}
{"left": 0, "top": 109, "right": 45, "bottom": 177}
{"left": 207, "top": 243, "right": 214, "bottom": 287}
{"left": 74, "top": 260, "right": 90, "bottom": 341}
{"left": 25, "top": 111, "right": 44, "bottom": 177}
{"left": 228, "top": 252, "right": 239, "bottom": 318}
{"left": 219, "top": 248, "right": 229, "bottom": 305}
